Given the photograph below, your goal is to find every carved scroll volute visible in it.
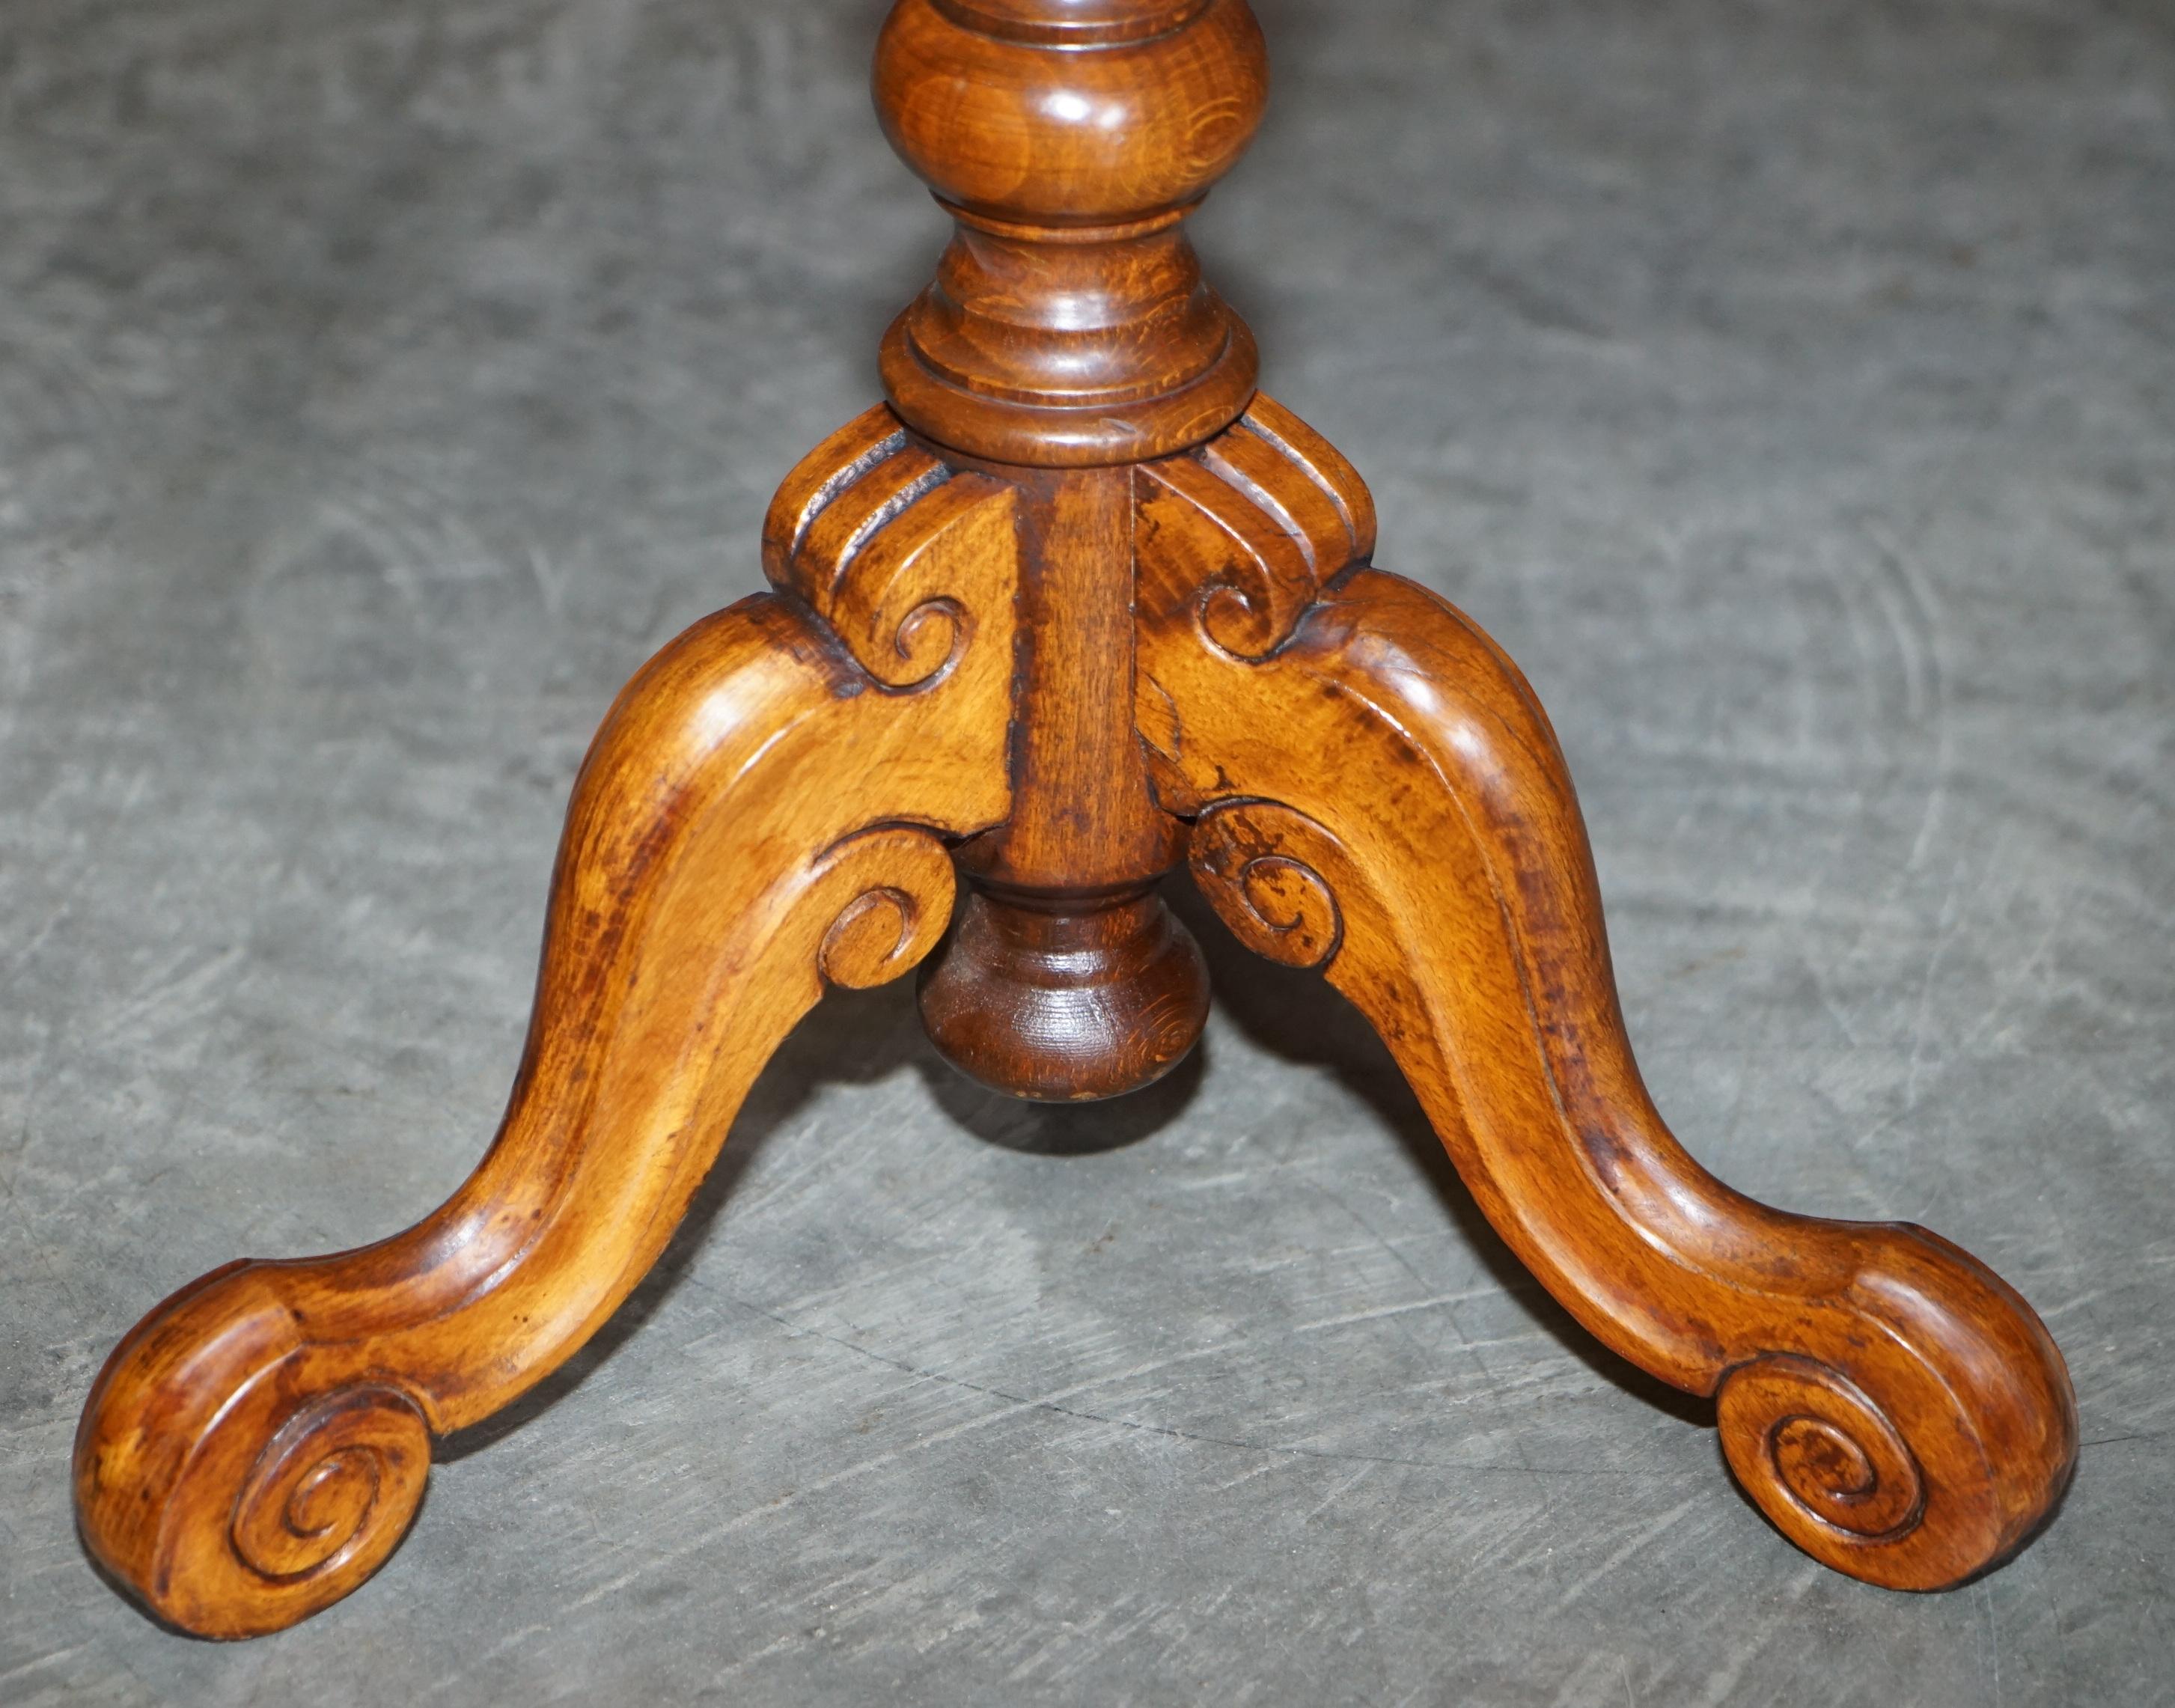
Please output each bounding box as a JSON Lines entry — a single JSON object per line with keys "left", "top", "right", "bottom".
{"left": 1135, "top": 393, "right": 1377, "bottom": 658}
{"left": 764, "top": 404, "right": 1021, "bottom": 688}
{"left": 1187, "top": 798, "right": 1344, "bottom": 971}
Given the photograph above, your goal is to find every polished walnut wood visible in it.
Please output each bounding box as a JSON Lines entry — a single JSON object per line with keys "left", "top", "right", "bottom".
{"left": 76, "top": 0, "right": 2075, "bottom": 1638}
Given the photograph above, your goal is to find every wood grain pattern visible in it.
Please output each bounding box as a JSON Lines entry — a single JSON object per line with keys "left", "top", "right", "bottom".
{"left": 76, "top": 0, "right": 2078, "bottom": 1638}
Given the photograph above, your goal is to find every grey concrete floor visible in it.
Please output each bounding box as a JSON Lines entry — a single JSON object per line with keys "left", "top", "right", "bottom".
{"left": 1, "top": 0, "right": 2171, "bottom": 1702}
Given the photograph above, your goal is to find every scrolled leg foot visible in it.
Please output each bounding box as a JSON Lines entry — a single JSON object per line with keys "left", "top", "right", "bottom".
{"left": 76, "top": 438, "right": 1021, "bottom": 1636}
{"left": 1147, "top": 560, "right": 2077, "bottom": 1590}
{"left": 76, "top": 1278, "right": 437, "bottom": 1636}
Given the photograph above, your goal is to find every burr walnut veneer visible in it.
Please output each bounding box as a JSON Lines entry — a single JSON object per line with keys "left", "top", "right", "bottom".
{"left": 76, "top": 0, "right": 2076, "bottom": 1638}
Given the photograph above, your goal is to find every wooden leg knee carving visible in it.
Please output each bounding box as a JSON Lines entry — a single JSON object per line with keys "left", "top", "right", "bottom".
{"left": 73, "top": 419, "right": 1020, "bottom": 1637}
{"left": 1138, "top": 542, "right": 2078, "bottom": 1591}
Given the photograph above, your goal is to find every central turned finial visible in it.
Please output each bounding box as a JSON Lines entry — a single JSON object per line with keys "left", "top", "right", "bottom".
{"left": 874, "top": 0, "right": 1268, "bottom": 466}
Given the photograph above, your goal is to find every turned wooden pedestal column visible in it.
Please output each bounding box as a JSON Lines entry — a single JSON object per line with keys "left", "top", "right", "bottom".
{"left": 878, "top": 0, "right": 1266, "bottom": 1102}
{"left": 75, "top": 0, "right": 2076, "bottom": 1640}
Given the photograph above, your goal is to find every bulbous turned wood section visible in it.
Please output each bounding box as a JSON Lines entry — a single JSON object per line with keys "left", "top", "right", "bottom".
{"left": 876, "top": 0, "right": 1266, "bottom": 466}
{"left": 76, "top": 0, "right": 2076, "bottom": 1642}
{"left": 918, "top": 880, "right": 1210, "bottom": 1101}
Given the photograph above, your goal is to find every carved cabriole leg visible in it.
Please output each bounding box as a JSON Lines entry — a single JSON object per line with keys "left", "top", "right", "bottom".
{"left": 1135, "top": 403, "right": 2077, "bottom": 1591}
{"left": 73, "top": 430, "right": 1019, "bottom": 1638}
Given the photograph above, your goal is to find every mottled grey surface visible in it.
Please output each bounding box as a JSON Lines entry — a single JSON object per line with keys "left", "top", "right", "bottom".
{"left": 1, "top": 0, "right": 2170, "bottom": 1702}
